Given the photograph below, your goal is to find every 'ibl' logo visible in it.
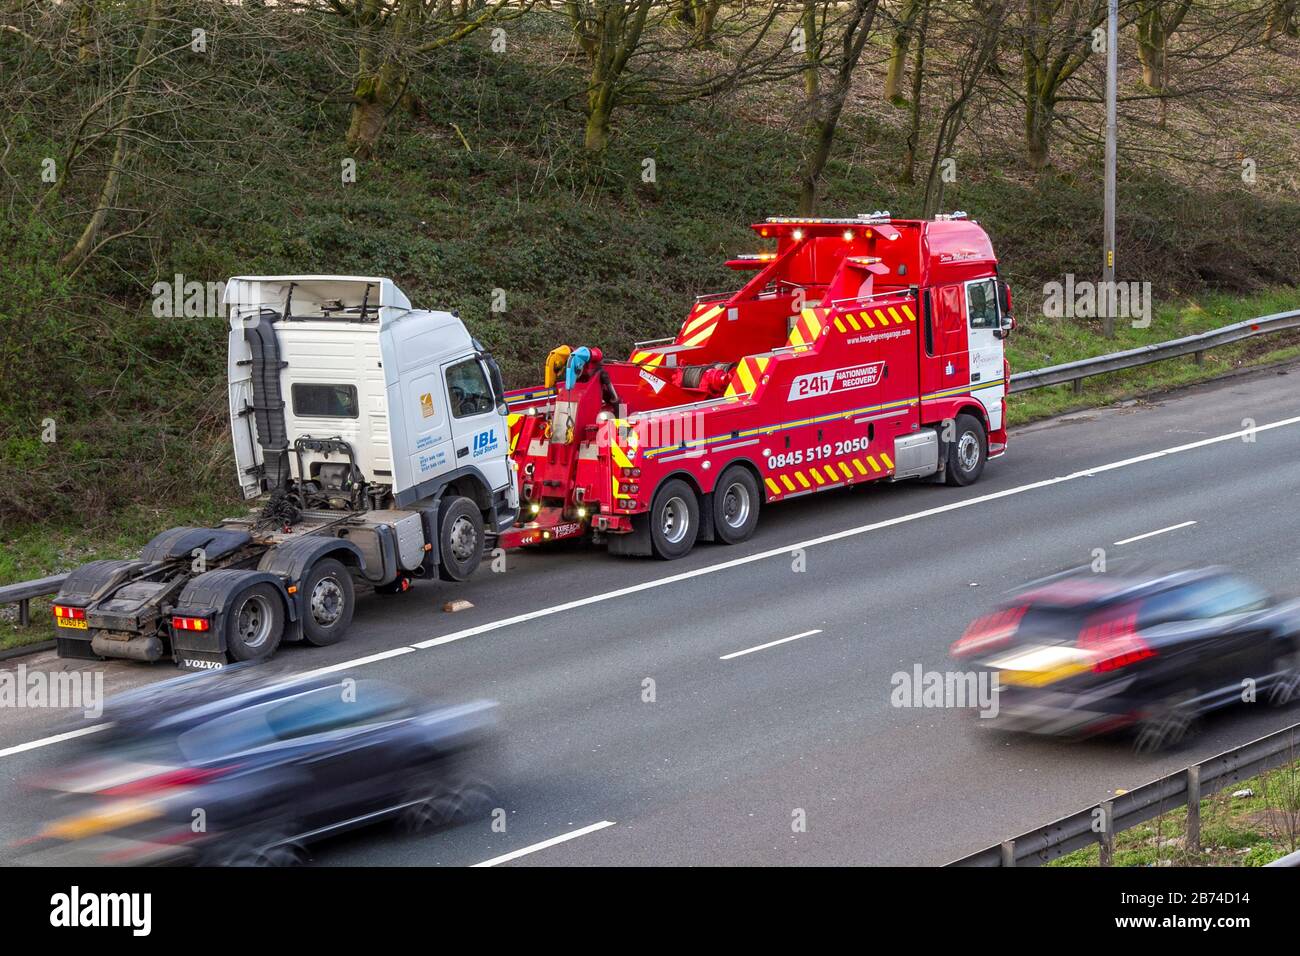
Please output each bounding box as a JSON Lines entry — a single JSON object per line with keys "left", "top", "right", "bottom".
{"left": 473, "top": 429, "right": 499, "bottom": 457}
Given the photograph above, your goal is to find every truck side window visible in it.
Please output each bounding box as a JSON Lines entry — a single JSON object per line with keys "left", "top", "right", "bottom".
{"left": 292, "top": 383, "right": 359, "bottom": 418}
{"left": 966, "top": 279, "right": 999, "bottom": 329}
{"left": 446, "top": 358, "right": 495, "bottom": 419}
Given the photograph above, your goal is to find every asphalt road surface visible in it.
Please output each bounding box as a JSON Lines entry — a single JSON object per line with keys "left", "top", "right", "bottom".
{"left": 2, "top": 362, "right": 1298, "bottom": 865}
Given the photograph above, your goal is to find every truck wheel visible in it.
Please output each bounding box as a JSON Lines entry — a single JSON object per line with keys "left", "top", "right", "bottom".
{"left": 712, "top": 466, "right": 760, "bottom": 545}
{"left": 300, "top": 558, "right": 355, "bottom": 647}
{"left": 944, "top": 413, "right": 987, "bottom": 486}
{"left": 438, "top": 496, "right": 484, "bottom": 582}
{"left": 225, "top": 582, "right": 285, "bottom": 662}
{"left": 650, "top": 478, "right": 699, "bottom": 559}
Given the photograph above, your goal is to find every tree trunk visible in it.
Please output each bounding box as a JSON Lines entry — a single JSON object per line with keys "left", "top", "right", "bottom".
{"left": 900, "top": 0, "right": 928, "bottom": 183}
{"left": 797, "top": 112, "right": 841, "bottom": 215}
{"left": 1136, "top": 9, "right": 1166, "bottom": 90}
{"left": 346, "top": 50, "right": 403, "bottom": 159}
{"left": 60, "top": 0, "right": 161, "bottom": 270}
{"left": 1024, "top": 89, "right": 1053, "bottom": 171}
{"left": 883, "top": 0, "right": 920, "bottom": 103}
{"left": 584, "top": 84, "right": 614, "bottom": 154}
{"left": 1267, "top": 0, "right": 1298, "bottom": 38}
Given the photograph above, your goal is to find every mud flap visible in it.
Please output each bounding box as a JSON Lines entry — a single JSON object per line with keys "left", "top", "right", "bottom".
{"left": 605, "top": 513, "right": 654, "bottom": 556}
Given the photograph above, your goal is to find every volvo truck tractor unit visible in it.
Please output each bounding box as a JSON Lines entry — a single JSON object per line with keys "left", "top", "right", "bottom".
{"left": 53, "top": 276, "right": 518, "bottom": 669}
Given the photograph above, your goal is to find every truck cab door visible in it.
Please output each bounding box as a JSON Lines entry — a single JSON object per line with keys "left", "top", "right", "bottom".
{"left": 400, "top": 365, "right": 456, "bottom": 488}
{"left": 442, "top": 356, "right": 510, "bottom": 493}
{"left": 963, "top": 277, "right": 1005, "bottom": 432}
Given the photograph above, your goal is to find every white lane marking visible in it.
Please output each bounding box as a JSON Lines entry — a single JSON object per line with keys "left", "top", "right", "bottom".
{"left": 720, "top": 629, "right": 822, "bottom": 661}
{"left": 471, "top": 820, "right": 616, "bottom": 867}
{"left": 5, "top": 414, "right": 1299, "bottom": 763}
{"left": 1114, "top": 520, "right": 1197, "bottom": 546}
{"left": 0, "top": 724, "right": 106, "bottom": 759}
{"left": 300, "top": 645, "right": 418, "bottom": 679}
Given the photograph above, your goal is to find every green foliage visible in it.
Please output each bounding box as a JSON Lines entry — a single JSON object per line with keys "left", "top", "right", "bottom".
{"left": 1, "top": 2, "right": 1297, "bottom": 542}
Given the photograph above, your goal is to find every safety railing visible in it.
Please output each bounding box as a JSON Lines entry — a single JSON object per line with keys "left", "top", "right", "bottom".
{"left": 947, "top": 721, "right": 1300, "bottom": 866}
{"left": 1009, "top": 308, "right": 1300, "bottom": 394}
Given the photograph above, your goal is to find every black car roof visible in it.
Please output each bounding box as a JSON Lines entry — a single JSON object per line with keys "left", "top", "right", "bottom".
{"left": 1012, "top": 565, "right": 1228, "bottom": 611}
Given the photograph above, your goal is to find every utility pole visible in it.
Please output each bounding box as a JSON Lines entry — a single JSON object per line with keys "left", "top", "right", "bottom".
{"left": 1102, "top": 0, "right": 1118, "bottom": 337}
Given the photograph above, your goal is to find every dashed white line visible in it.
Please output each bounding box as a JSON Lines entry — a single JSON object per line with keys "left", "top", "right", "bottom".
{"left": 1114, "top": 520, "right": 1197, "bottom": 546}
{"left": 720, "top": 629, "right": 822, "bottom": 661}
{"left": 471, "top": 820, "right": 616, "bottom": 867}
{"left": 3, "top": 413, "right": 1298, "bottom": 763}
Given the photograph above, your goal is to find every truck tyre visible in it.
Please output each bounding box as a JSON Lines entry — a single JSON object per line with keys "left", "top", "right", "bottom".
{"left": 300, "top": 557, "right": 355, "bottom": 646}
{"left": 438, "top": 496, "right": 484, "bottom": 582}
{"left": 944, "top": 413, "right": 987, "bottom": 486}
{"left": 650, "top": 478, "right": 699, "bottom": 560}
{"left": 712, "top": 466, "right": 760, "bottom": 545}
{"left": 225, "top": 582, "right": 286, "bottom": 662}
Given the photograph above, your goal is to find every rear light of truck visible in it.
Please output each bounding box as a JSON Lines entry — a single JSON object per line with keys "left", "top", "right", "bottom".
{"left": 171, "top": 615, "right": 210, "bottom": 632}
{"left": 1077, "top": 606, "right": 1154, "bottom": 672}
{"left": 621, "top": 467, "right": 641, "bottom": 478}
{"left": 951, "top": 604, "right": 1027, "bottom": 657}
{"left": 52, "top": 605, "right": 86, "bottom": 621}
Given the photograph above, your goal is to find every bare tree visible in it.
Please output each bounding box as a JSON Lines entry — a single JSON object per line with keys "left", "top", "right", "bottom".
{"left": 795, "top": 0, "right": 881, "bottom": 212}
{"left": 562, "top": 1, "right": 794, "bottom": 157}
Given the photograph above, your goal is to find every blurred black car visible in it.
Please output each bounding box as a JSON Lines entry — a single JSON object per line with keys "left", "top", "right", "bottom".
{"left": 17, "top": 666, "right": 501, "bottom": 865}
{"left": 950, "top": 567, "right": 1300, "bottom": 751}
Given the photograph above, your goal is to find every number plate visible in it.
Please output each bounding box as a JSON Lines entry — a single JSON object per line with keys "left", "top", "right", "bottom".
{"left": 56, "top": 617, "right": 88, "bottom": 630}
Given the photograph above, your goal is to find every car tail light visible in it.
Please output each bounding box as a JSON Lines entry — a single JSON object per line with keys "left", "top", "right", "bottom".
{"left": 951, "top": 605, "right": 1027, "bottom": 657}
{"left": 52, "top": 605, "right": 86, "bottom": 621}
{"left": 101, "top": 766, "right": 228, "bottom": 797}
{"left": 171, "top": 615, "right": 210, "bottom": 632}
{"left": 1078, "top": 605, "right": 1154, "bottom": 672}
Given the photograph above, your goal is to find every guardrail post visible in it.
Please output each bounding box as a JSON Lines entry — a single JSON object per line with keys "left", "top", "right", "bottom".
{"left": 1193, "top": 350, "right": 1204, "bottom": 366}
{"left": 1186, "top": 765, "right": 1201, "bottom": 854}
{"left": 1000, "top": 840, "right": 1015, "bottom": 867}
{"left": 18, "top": 598, "right": 30, "bottom": 627}
{"left": 1099, "top": 800, "right": 1115, "bottom": 866}
{"left": 1072, "top": 378, "right": 1084, "bottom": 395}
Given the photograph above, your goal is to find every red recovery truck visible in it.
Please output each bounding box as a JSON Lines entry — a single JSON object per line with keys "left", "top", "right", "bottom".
{"left": 501, "top": 212, "right": 1015, "bottom": 559}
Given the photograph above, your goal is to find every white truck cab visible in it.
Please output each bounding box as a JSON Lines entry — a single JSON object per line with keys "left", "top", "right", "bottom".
{"left": 225, "top": 276, "right": 517, "bottom": 528}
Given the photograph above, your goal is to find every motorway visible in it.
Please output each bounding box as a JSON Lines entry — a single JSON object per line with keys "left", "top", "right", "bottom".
{"left": 1, "top": 363, "right": 1298, "bottom": 866}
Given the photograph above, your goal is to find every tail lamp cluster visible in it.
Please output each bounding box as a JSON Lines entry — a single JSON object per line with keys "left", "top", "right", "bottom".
{"left": 950, "top": 604, "right": 1027, "bottom": 657}
{"left": 1078, "top": 606, "right": 1154, "bottom": 672}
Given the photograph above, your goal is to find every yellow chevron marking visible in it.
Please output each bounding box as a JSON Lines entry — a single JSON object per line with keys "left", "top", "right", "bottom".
{"left": 765, "top": 478, "right": 781, "bottom": 496}
{"left": 684, "top": 304, "right": 723, "bottom": 335}
{"left": 846, "top": 314, "right": 861, "bottom": 331}
{"left": 804, "top": 312, "right": 823, "bottom": 339}
{"left": 833, "top": 318, "right": 846, "bottom": 333}
{"left": 809, "top": 467, "right": 825, "bottom": 485}
{"left": 902, "top": 304, "right": 917, "bottom": 321}
{"left": 788, "top": 325, "right": 807, "bottom": 347}
{"left": 861, "top": 313, "right": 875, "bottom": 329}
{"left": 610, "top": 443, "right": 632, "bottom": 470}
{"left": 735, "top": 360, "right": 758, "bottom": 395}
{"left": 881, "top": 452, "right": 894, "bottom": 469}
{"left": 887, "top": 307, "right": 903, "bottom": 324}
{"left": 754, "top": 356, "right": 770, "bottom": 374}
{"left": 795, "top": 471, "right": 811, "bottom": 489}
{"left": 780, "top": 474, "right": 797, "bottom": 492}
{"left": 612, "top": 476, "right": 620, "bottom": 499}
{"left": 801, "top": 308, "right": 818, "bottom": 324}
{"left": 838, "top": 462, "right": 853, "bottom": 481}
{"left": 867, "top": 455, "right": 881, "bottom": 472}
{"left": 874, "top": 310, "right": 889, "bottom": 325}
{"left": 852, "top": 459, "right": 869, "bottom": 476}
{"left": 683, "top": 321, "right": 717, "bottom": 348}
